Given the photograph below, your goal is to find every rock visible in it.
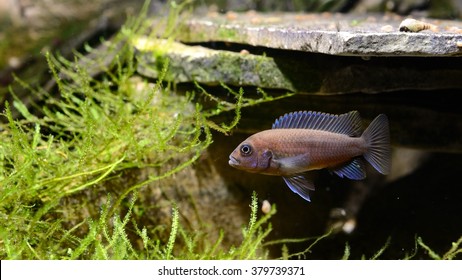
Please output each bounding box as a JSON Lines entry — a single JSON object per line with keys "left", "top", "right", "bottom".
{"left": 136, "top": 13, "right": 462, "bottom": 93}
{"left": 135, "top": 36, "right": 462, "bottom": 94}
{"left": 177, "top": 12, "right": 462, "bottom": 56}
{"left": 134, "top": 38, "right": 295, "bottom": 90}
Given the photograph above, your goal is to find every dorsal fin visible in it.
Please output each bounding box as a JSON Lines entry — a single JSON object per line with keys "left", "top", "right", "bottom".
{"left": 272, "top": 110, "right": 362, "bottom": 136}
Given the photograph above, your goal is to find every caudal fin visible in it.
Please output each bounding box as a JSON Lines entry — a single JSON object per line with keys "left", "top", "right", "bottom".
{"left": 362, "top": 114, "right": 391, "bottom": 175}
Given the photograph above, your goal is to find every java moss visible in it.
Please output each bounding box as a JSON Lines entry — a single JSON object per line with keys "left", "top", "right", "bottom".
{"left": 1, "top": 0, "right": 462, "bottom": 260}
{"left": 0, "top": 0, "right": 286, "bottom": 259}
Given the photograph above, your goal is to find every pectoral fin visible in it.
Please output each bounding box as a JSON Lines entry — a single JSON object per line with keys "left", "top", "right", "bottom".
{"left": 283, "top": 174, "right": 315, "bottom": 202}
{"left": 276, "top": 153, "right": 310, "bottom": 174}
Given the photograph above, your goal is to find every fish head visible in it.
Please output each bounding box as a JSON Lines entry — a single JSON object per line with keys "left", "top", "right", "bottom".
{"left": 228, "top": 135, "right": 273, "bottom": 173}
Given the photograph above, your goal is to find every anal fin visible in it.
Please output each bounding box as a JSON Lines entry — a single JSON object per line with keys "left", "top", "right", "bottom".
{"left": 332, "top": 158, "right": 366, "bottom": 180}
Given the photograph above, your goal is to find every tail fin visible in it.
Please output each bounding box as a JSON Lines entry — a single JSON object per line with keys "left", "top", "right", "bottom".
{"left": 362, "top": 114, "right": 391, "bottom": 175}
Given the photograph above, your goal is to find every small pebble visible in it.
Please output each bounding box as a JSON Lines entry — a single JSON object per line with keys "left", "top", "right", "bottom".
{"left": 226, "top": 11, "right": 238, "bottom": 20}
{"left": 380, "top": 25, "right": 394, "bottom": 33}
{"left": 261, "top": 200, "right": 271, "bottom": 214}
{"left": 239, "top": 49, "right": 250, "bottom": 55}
{"left": 342, "top": 219, "right": 357, "bottom": 234}
{"left": 8, "top": 57, "right": 21, "bottom": 68}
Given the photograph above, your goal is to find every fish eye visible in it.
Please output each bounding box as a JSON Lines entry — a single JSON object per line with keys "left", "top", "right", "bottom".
{"left": 240, "top": 144, "right": 253, "bottom": 156}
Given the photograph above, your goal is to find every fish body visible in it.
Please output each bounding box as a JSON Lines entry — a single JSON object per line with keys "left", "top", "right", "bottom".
{"left": 228, "top": 111, "right": 391, "bottom": 202}
{"left": 234, "top": 128, "right": 367, "bottom": 176}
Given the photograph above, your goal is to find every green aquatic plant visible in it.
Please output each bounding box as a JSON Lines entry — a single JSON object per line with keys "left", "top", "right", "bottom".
{"left": 415, "top": 236, "right": 462, "bottom": 260}
{"left": 160, "top": 191, "right": 276, "bottom": 260}
{"left": 341, "top": 235, "right": 462, "bottom": 260}
{"left": 4, "top": 0, "right": 458, "bottom": 261}
{"left": 341, "top": 237, "right": 391, "bottom": 260}
{"left": 265, "top": 230, "right": 335, "bottom": 260}
{"left": 0, "top": 0, "right": 288, "bottom": 260}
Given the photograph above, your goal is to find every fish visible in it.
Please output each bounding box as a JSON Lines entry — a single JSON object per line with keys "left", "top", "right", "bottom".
{"left": 228, "top": 110, "right": 391, "bottom": 202}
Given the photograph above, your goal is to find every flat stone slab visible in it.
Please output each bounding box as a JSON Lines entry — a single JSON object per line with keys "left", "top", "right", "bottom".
{"left": 134, "top": 37, "right": 462, "bottom": 93}
{"left": 177, "top": 12, "right": 462, "bottom": 57}
{"left": 136, "top": 13, "right": 462, "bottom": 93}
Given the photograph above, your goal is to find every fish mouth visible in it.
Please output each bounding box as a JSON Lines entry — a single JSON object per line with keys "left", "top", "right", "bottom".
{"left": 228, "top": 156, "right": 240, "bottom": 167}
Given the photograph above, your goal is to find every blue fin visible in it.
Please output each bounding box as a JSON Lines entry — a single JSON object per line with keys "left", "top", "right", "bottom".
{"left": 283, "top": 175, "right": 315, "bottom": 202}
{"left": 361, "top": 114, "right": 391, "bottom": 175}
{"left": 332, "top": 158, "right": 366, "bottom": 180}
{"left": 272, "top": 110, "right": 362, "bottom": 137}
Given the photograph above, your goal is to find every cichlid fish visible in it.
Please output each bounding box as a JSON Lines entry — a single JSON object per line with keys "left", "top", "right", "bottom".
{"left": 228, "top": 111, "right": 391, "bottom": 202}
